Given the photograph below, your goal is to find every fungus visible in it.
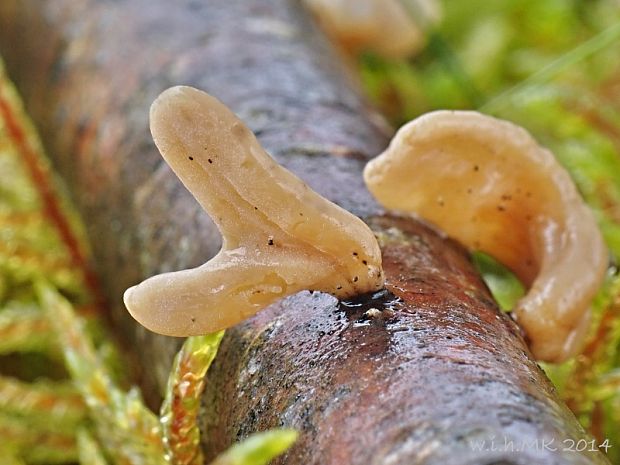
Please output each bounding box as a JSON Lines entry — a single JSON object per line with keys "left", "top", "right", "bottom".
{"left": 364, "top": 110, "right": 608, "bottom": 362}
{"left": 123, "top": 86, "right": 383, "bottom": 336}
{"left": 303, "top": 0, "right": 441, "bottom": 59}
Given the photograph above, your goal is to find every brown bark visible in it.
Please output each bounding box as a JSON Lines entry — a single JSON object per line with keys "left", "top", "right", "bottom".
{"left": 0, "top": 1, "right": 610, "bottom": 464}
{"left": 203, "top": 215, "right": 609, "bottom": 465}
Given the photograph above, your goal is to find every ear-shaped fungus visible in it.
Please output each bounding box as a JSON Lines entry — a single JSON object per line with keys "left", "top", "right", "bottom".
{"left": 303, "top": 0, "right": 440, "bottom": 59}
{"left": 364, "top": 110, "right": 608, "bottom": 362}
{"left": 123, "top": 86, "right": 384, "bottom": 336}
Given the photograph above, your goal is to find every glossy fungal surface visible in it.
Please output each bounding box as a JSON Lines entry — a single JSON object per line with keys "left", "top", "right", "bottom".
{"left": 124, "top": 86, "right": 384, "bottom": 336}
{"left": 364, "top": 110, "right": 608, "bottom": 362}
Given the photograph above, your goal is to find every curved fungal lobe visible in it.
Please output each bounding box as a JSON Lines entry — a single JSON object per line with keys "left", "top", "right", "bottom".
{"left": 123, "top": 86, "right": 383, "bottom": 336}
{"left": 364, "top": 110, "right": 608, "bottom": 362}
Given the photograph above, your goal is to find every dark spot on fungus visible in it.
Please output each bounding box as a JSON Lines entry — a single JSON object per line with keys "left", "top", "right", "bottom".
{"left": 497, "top": 205, "right": 506, "bottom": 212}
{"left": 473, "top": 165, "right": 479, "bottom": 171}
{"left": 336, "top": 285, "right": 342, "bottom": 290}
{"left": 362, "top": 260, "right": 368, "bottom": 265}
{"left": 126, "top": 85, "right": 385, "bottom": 340}
{"left": 353, "top": 252, "right": 358, "bottom": 256}
{"left": 353, "top": 276, "right": 359, "bottom": 282}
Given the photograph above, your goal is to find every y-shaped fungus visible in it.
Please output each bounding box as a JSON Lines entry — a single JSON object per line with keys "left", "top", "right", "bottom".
{"left": 123, "top": 86, "right": 383, "bottom": 336}
{"left": 364, "top": 110, "right": 608, "bottom": 362}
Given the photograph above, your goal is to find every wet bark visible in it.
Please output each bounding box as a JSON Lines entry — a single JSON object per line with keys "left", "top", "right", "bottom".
{"left": 0, "top": 0, "right": 609, "bottom": 464}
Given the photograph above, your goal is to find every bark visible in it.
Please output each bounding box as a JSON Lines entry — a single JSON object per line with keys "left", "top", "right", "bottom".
{"left": 0, "top": 1, "right": 610, "bottom": 464}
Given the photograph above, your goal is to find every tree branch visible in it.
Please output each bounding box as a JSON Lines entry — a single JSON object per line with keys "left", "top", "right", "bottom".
{"left": 0, "top": 0, "right": 609, "bottom": 463}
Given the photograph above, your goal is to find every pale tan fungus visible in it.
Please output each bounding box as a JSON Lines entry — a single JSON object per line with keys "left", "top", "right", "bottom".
{"left": 303, "top": 0, "right": 441, "bottom": 59}
{"left": 364, "top": 110, "right": 608, "bottom": 363}
{"left": 123, "top": 86, "right": 384, "bottom": 336}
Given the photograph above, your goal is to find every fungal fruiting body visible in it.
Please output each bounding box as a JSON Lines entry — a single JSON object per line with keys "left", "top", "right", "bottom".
{"left": 123, "top": 86, "right": 383, "bottom": 336}
{"left": 303, "top": 0, "right": 441, "bottom": 59}
{"left": 364, "top": 110, "right": 607, "bottom": 362}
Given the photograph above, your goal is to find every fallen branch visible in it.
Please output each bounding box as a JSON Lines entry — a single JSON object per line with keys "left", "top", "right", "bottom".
{"left": 0, "top": 0, "right": 609, "bottom": 463}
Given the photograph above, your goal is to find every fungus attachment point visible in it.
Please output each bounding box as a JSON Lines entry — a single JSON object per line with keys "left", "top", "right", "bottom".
{"left": 123, "top": 86, "right": 383, "bottom": 336}
{"left": 364, "top": 110, "right": 608, "bottom": 363}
